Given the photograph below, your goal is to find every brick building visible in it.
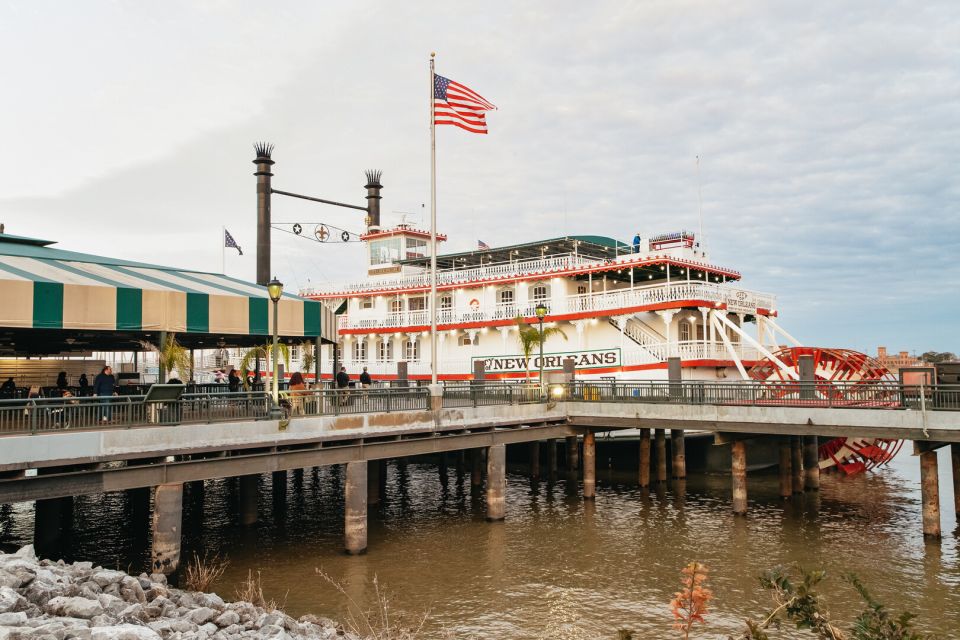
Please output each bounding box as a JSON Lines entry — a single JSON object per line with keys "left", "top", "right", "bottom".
{"left": 875, "top": 346, "right": 923, "bottom": 373}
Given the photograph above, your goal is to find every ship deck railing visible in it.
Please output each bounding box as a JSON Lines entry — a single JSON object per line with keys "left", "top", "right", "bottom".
{"left": 338, "top": 281, "right": 777, "bottom": 330}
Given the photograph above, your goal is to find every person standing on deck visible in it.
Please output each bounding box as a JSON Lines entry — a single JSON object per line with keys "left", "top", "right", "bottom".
{"left": 93, "top": 366, "right": 117, "bottom": 422}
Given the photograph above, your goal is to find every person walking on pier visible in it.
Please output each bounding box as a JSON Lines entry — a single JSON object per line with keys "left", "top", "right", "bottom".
{"left": 93, "top": 366, "right": 117, "bottom": 422}
{"left": 359, "top": 367, "right": 372, "bottom": 388}
{"left": 56, "top": 371, "right": 68, "bottom": 392}
{"left": 78, "top": 373, "right": 89, "bottom": 396}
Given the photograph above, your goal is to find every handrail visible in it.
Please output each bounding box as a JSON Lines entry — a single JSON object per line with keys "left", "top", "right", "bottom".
{"left": 338, "top": 281, "right": 778, "bottom": 330}
{"left": 3, "top": 382, "right": 956, "bottom": 436}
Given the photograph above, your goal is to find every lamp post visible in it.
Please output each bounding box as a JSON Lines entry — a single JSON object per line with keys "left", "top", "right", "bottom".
{"left": 535, "top": 302, "right": 548, "bottom": 395}
{"left": 267, "top": 277, "right": 284, "bottom": 408}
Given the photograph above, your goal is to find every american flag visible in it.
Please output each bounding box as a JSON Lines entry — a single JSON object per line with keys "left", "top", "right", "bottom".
{"left": 434, "top": 74, "right": 496, "bottom": 134}
{"left": 224, "top": 228, "right": 243, "bottom": 255}
{"left": 477, "top": 240, "right": 490, "bottom": 251}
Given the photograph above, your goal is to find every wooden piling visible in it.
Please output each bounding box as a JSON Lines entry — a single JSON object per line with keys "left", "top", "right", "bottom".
{"left": 778, "top": 440, "right": 792, "bottom": 500}
{"left": 367, "top": 460, "right": 381, "bottom": 506}
{"left": 803, "top": 435, "right": 820, "bottom": 491}
{"left": 583, "top": 432, "right": 596, "bottom": 499}
{"left": 919, "top": 450, "right": 941, "bottom": 538}
{"left": 671, "top": 429, "right": 686, "bottom": 479}
{"left": 731, "top": 441, "right": 747, "bottom": 515}
{"left": 566, "top": 436, "right": 579, "bottom": 471}
{"left": 638, "top": 428, "right": 651, "bottom": 488}
{"left": 655, "top": 429, "right": 667, "bottom": 483}
{"left": 548, "top": 439, "right": 558, "bottom": 478}
{"left": 530, "top": 441, "right": 541, "bottom": 480}
{"left": 471, "top": 449, "right": 483, "bottom": 489}
{"left": 791, "top": 435, "right": 804, "bottom": 494}
{"left": 345, "top": 461, "right": 368, "bottom": 554}
{"left": 239, "top": 475, "right": 258, "bottom": 525}
{"left": 953, "top": 443, "right": 960, "bottom": 517}
{"left": 486, "top": 444, "right": 506, "bottom": 521}
{"left": 151, "top": 483, "right": 183, "bottom": 574}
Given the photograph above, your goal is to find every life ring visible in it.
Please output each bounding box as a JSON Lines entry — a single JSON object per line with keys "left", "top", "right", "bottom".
{"left": 469, "top": 298, "right": 480, "bottom": 311}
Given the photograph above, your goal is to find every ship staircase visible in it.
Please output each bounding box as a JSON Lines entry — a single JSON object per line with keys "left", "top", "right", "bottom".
{"left": 608, "top": 315, "right": 665, "bottom": 363}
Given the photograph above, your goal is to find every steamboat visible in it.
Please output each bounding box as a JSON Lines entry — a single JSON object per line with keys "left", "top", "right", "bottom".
{"left": 305, "top": 224, "right": 797, "bottom": 383}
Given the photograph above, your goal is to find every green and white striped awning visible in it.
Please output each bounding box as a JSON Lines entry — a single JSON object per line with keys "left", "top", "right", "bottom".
{"left": 0, "top": 233, "right": 334, "bottom": 341}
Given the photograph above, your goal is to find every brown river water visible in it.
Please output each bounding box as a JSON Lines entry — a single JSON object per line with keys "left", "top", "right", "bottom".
{"left": 2, "top": 447, "right": 958, "bottom": 638}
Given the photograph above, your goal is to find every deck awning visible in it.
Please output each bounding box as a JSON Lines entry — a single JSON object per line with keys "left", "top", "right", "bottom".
{"left": 0, "top": 233, "right": 336, "bottom": 353}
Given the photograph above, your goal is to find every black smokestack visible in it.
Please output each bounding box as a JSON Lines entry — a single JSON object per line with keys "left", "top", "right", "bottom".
{"left": 253, "top": 142, "right": 275, "bottom": 286}
{"left": 364, "top": 170, "right": 383, "bottom": 232}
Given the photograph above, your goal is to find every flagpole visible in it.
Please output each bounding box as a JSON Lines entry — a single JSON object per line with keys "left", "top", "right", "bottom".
{"left": 429, "top": 52, "right": 438, "bottom": 386}
{"left": 221, "top": 226, "right": 226, "bottom": 275}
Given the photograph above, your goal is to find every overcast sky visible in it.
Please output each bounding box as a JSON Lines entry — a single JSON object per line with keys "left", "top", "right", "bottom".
{"left": 1, "top": 1, "right": 957, "bottom": 354}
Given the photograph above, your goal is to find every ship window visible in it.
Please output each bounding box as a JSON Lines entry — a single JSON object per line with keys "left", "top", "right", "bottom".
{"left": 405, "top": 340, "right": 419, "bottom": 361}
{"left": 290, "top": 346, "right": 300, "bottom": 361}
{"left": 360, "top": 298, "right": 373, "bottom": 310}
{"left": 577, "top": 285, "right": 587, "bottom": 295}
{"left": 439, "top": 295, "right": 452, "bottom": 310}
{"left": 390, "top": 300, "right": 403, "bottom": 313}
{"left": 679, "top": 322, "right": 691, "bottom": 342}
{"left": 406, "top": 238, "right": 428, "bottom": 259}
{"left": 378, "top": 341, "right": 393, "bottom": 361}
{"left": 458, "top": 334, "right": 477, "bottom": 347}
{"left": 530, "top": 283, "right": 550, "bottom": 302}
{"left": 353, "top": 341, "right": 367, "bottom": 361}
{"left": 498, "top": 289, "right": 514, "bottom": 305}
{"left": 370, "top": 237, "right": 402, "bottom": 266}
{"left": 408, "top": 296, "right": 426, "bottom": 311}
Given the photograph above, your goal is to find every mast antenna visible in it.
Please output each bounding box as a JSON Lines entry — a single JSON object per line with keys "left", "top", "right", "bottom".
{"left": 696, "top": 155, "right": 704, "bottom": 254}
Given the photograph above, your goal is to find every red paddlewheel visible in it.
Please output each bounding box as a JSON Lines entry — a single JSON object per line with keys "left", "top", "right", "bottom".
{"left": 748, "top": 347, "right": 904, "bottom": 475}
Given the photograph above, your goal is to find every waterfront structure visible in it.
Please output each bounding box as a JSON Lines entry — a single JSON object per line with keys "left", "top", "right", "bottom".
{"left": 875, "top": 346, "right": 923, "bottom": 373}
{"left": 0, "top": 230, "right": 335, "bottom": 384}
{"left": 304, "top": 228, "right": 796, "bottom": 382}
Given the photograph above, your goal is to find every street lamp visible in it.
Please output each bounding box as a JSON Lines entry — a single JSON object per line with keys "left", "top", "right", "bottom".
{"left": 535, "top": 302, "right": 548, "bottom": 395}
{"left": 267, "top": 277, "right": 283, "bottom": 408}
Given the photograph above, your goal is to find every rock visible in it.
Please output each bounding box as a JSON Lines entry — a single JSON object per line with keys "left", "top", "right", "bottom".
{"left": 189, "top": 608, "right": 217, "bottom": 625}
{"left": 0, "top": 613, "right": 27, "bottom": 626}
{"left": 194, "top": 593, "right": 224, "bottom": 612}
{"left": 169, "top": 619, "right": 197, "bottom": 634}
{"left": 0, "top": 573, "right": 20, "bottom": 590}
{"left": 255, "top": 613, "right": 284, "bottom": 630}
{"left": 199, "top": 623, "right": 217, "bottom": 636}
{"left": 136, "top": 578, "right": 151, "bottom": 592}
{"left": 147, "top": 575, "right": 166, "bottom": 587}
{"left": 90, "top": 624, "right": 161, "bottom": 640}
{"left": 0, "top": 587, "right": 26, "bottom": 614}
{"left": 96, "top": 594, "right": 126, "bottom": 616}
{"left": 258, "top": 625, "right": 288, "bottom": 640}
{"left": 65, "top": 630, "right": 92, "bottom": 640}
{"left": 73, "top": 562, "right": 93, "bottom": 572}
{"left": 45, "top": 597, "right": 104, "bottom": 620}
{"left": 118, "top": 604, "right": 147, "bottom": 623}
{"left": 91, "top": 572, "right": 125, "bottom": 589}
{"left": 212, "top": 611, "right": 239, "bottom": 628}
{"left": 14, "top": 546, "right": 37, "bottom": 562}
{"left": 219, "top": 624, "right": 242, "bottom": 636}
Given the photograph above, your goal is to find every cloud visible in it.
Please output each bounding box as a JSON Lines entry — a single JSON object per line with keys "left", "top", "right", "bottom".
{"left": 1, "top": 0, "right": 957, "bottom": 352}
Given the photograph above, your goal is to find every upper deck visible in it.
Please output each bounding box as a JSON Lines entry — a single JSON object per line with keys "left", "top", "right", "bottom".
{"left": 303, "top": 246, "right": 742, "bottom": 299}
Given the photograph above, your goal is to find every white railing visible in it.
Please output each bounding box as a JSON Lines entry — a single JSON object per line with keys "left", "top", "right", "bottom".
{"left": 337, "top": 282, "right": 776, "bottom": 331}
{"left": 338, "top": 341, "right": 761, "bottom": 377}
{"left": 310, "top": 254, "right": 599, "bottom": 296}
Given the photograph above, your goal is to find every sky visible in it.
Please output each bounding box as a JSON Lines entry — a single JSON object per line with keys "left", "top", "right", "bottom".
{"left": 0, "top": 1, "right": 957, "bottom": 354}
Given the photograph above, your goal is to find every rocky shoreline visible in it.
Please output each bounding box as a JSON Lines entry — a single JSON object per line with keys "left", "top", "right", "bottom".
{"left": 0, "top": 546, "right": 356, "bottom": 640}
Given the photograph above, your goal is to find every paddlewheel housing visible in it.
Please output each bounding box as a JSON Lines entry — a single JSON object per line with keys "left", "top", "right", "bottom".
{"left": 747, "top": 347, "right": 904, "bottom": 475}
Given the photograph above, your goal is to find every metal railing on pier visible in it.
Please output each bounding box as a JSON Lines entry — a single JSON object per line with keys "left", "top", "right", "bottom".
{"left": 2, "top": 382, "right": 957, "bottom": 436}
{"left": 559, "top": 381, "right": 960, "bottom": 411}
{"left": 282, "top": 387, "right": 430, "bottom": 417}
{"left": 441, "top": 383, "right": 542, "bottom": 408}
{"left": 0, "top": 391, "right": 273, "bottom": 435}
